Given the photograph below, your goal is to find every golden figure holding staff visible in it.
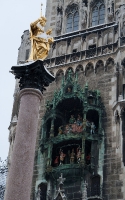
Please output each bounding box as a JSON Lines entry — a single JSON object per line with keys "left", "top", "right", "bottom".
{"left": 28, "top": 4, "right": 54, "bottom": 61}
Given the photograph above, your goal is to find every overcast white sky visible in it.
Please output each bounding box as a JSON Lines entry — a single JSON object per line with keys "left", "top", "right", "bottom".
{"left": 0, "top": 0, "right": 46, "bottom": 160}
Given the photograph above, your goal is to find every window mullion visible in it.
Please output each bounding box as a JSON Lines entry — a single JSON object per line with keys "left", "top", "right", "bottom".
{"left": 72, "top": 13, "right": 74, "bottom": 31}
{"left": 98, "top": 7, "right": 99, "bottom": 25}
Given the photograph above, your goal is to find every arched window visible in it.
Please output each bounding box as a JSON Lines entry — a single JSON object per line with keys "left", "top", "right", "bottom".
{"left": 92, "top": 2, "right": 105, "bottom": 27}
{"left": 66, "top": 14, "right": 73, "bottom": 33}
{"left": 73, "top": 11, "right": 79, "bottom": 31}
{"left": 66, "top": 4, "right": 79, "bottom": 33}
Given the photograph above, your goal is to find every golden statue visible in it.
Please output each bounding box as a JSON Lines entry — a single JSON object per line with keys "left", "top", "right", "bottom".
{"left": 28, "top": 5, "right": 54, "bottom": 61}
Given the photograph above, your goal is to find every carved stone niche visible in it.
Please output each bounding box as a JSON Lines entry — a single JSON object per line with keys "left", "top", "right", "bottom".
{"left": 85, "top": 62, "right": 94, "bottom": 77}
{"left": 95, "top": 60, "right": 104, "bottom": 75}
{"left": 103, "top": 33, "right": 107, "bottom": 46}
{"left": 56, "top": 13, "right": 62, "bottom": 34}
{"left": 87, "top": 33, "right": 97, "bottom": 49}
{"left": 72, "top": 37, "right": 81, "bottom": 53}
{"left": 107, "top": 0, "right": 114, "bottom": 22}
{"left": 108, "top": 31, "right": 113, "bottom": 44}
{"left": 57, "top": 41, "right": 66, "bottom": 56}
{"left": 116, "top": 5, "right": 125, "bottom": 23}
{"left": 121, "top": 14, "right": 125, "bottom": 37}
{"left": 103, "top": 30, "right": 113, "bottom": 46}
{"left": 80, "top": 2, "right": 87, "bottom": 30}
{"left": 58, "top": 0, "right": 64, "bottom": 10}
{"left": 52, "top": 43, "right": 56, "bottom": 58}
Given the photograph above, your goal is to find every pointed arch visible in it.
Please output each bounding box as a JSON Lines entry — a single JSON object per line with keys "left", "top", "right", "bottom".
{"left": 56, "top": 69, "right": 64, "bottom": 78}
{"left": 95, "top": 60, "right": 104, "bottom": 74}
{"left": 73, "top": 11, "right": 79, "bottom": 31}
{"left": 65, "top": 67, "right": 74, "bottom": 78}
{"left": 66, "top": 3, "right": 79, "bottom": 33}
{"left": 105, "top": 57, "right": 114, "bottom": 72}
{"left": 75, "top": 64, "right": 84, "bottom": 73}
{"left": 91, "top": 1, "right": 105, "bottom": 27}
{"left": 56, "top": 69, "right": 64, "bottom": 84}
{"left": 85, "top": 62, "right": 94, "bottom": 77}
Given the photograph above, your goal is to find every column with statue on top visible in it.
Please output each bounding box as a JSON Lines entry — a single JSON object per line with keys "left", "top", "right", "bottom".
{"left": 4, "top": 4, "right": 55, "bottom": 200}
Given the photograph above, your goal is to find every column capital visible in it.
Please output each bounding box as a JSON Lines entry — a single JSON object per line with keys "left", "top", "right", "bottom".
{"left": 11, "top": 60, "right": 55, "bottom": 93}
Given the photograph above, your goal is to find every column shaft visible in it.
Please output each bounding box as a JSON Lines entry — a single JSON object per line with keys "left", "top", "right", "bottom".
{"left": 5, "top": 88, "right": 42, "bottom": 200}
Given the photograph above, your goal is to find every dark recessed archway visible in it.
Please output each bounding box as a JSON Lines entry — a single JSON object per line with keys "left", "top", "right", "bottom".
{"left": 56, "top": 98, "right": 83, "bottom": 124}
{"left": 86, "top": 109, "right": 99, "bottom": 129}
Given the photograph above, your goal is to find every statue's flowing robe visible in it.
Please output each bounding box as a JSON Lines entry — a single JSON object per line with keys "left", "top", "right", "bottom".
{"left": 29, "top": 19, "right": 53, "bottom": 61}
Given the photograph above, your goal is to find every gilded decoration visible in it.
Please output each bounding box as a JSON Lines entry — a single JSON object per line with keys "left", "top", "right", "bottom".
{"left": 28, "top": 8, "right": 54, "bottom": 61}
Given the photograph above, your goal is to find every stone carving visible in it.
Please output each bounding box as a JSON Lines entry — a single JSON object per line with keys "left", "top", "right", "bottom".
{"left": 58, "top": 0, "right": 63, "bottom": 9}
{"left": 121, "top": 14, "right": 125, "bottom": 37}
{"left": 57, "top": 44, "right": 66, "bottom": 56}
{"left": 73, "top": 40, "right": 81, "bottom": 52}
{"left": 65, "top": 3, "right": 78, "bottom": 15}
{"left": 103, "top": 47, "right": 112, "bottom": 54}
{"left": 116, "top": 5, "right": 125, "bottom": 22}
{"left": 115, "top": 5, "right": 125, "bottom": 37}
{"left": 108, "top": 32, "right": 113, "bottom": 44}
{"left": 107, "top": 0, "right": 114, "bottom": 21}
{"left": 9, "top": 127, "right": 16, "bottom": 145}
{"left": 8, "top": 124, "right": 17, "bottom": 169}
{"left": 25, "top": 37, "right": 31, "bottom": 46}
{"left": 81, "top": 3, "right": 87, "bottom": 29}
{"left": 115, "top": 7, "right": 121, "bottom": 22}
{"left": 115, "top": 110, "right": 120, "bottom": 149}
{"left": 88, "top": 36, "right": 97, "bottom": 47}
{"left": 56, "top": 12, "right": 62, "bottom": 34}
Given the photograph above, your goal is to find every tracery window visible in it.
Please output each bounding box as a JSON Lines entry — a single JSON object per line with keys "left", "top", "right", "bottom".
{"left": 92, "top": 1, "right": 105, "bottom": 26}
{"left": 66, "top": 4, "right": 79, "bottom": 33}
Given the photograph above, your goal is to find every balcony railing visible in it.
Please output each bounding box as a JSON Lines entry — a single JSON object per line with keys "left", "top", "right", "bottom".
{"left": 44, "top": 41, "right": 118, "bottom": 68}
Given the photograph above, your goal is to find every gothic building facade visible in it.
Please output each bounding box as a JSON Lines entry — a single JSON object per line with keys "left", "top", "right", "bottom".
{"left": 8, "top": 0, "right": 125, "bottom": 199}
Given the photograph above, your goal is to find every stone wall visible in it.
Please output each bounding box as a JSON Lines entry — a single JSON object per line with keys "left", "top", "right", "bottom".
{"left": 30, "top": 51, "right": 124, "bottom": 199}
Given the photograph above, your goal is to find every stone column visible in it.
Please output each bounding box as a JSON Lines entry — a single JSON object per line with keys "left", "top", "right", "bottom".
{"left": 5, "top": 89, "right": 42, "bottom": 200}
{"left": 5, "top": 60, "right": 55, "bottom": 200}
